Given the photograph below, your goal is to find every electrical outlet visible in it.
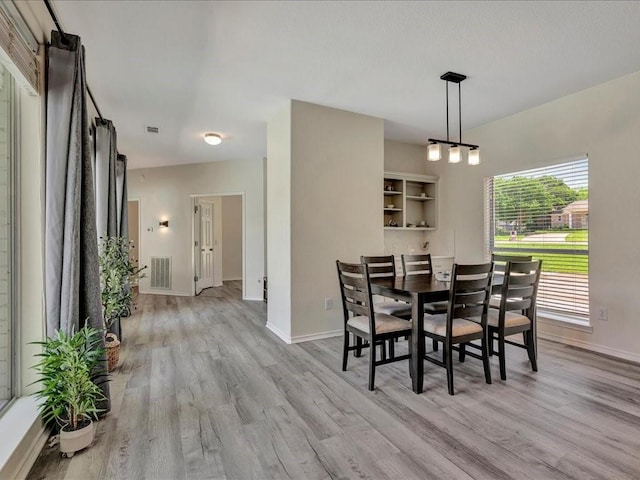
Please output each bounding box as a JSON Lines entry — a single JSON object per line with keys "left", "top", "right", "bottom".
{"left": 324, "top": 298, "right": 333, "bottom": 310}
{"left": 597, "top": 307, "right": 608, "bottom": 321}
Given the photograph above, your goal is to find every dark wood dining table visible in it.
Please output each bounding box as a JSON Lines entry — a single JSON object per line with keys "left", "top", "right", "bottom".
{"left": 370, "top": 274, "right": 450, "bottom": 393}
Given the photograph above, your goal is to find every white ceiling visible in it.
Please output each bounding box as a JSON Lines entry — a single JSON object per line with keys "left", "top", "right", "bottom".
{"left": 52, "top": 0, "right": 640, "bottom": 169}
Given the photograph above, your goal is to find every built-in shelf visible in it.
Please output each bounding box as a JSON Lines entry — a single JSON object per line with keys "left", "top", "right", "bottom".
{"left": 383, "top": 171, "right": 438, "bottom": 230}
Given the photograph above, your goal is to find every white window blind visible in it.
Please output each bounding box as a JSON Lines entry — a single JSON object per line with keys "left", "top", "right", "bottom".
{"left": 486, "top": 158, "right": 589, "bottom": 320}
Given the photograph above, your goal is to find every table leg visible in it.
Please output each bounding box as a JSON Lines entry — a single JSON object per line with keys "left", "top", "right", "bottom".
{"left": 411, "top": 292, "right": 425, "bottom": 393}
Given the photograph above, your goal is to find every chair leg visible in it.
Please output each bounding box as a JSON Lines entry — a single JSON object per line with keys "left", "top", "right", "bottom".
{"left": 498, "top": 333, "right": 507, "bottom": 381}
{"left": 388, "top": 339, "right": 395, "bottom": 359}
{"left": 342, "top": 331, "right": 350, "bottom": 371}
{"left": 380, "top": 340, "right": 387, "bottom": 361}
{"left": 488, "top": 331, "right": 495, "bottom": 356}
{"left": 355, "top": 336, "right": 362, "bottom": 357}
{"left": 368, "top": 338, "right": 376, "bottom": 391}
{"left": 482, "top": 334, "right": 492, "bottom": 385}
{"left": 432, "top": 338, "right": 439, "bottom": 352}
{"left": 459, "top": 342, "right": 466, "bottom": 362}
{"left": 526, "top": 330, "right": 538, "bottom": 372}
{"left": 444, "top": 342, "right": 454, "bottom": 395}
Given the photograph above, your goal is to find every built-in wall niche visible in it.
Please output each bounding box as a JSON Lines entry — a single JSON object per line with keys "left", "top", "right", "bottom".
{"left": 383, "top": 171, "right": 438, "bottom": 230}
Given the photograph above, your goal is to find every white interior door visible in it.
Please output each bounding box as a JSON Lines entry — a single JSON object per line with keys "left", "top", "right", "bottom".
{"left": 194, "top": 199, "right": 203, "bottom": 295}
{"left": 199, "top": 200, "right": 214, "bottom": 289}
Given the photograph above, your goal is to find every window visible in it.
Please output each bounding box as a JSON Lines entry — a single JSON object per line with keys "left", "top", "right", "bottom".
{"left": 0, "top": 64, "right": 15, "bottom": 412}
{"left": 486, "top": 158, "right": 589, "bottom": 321}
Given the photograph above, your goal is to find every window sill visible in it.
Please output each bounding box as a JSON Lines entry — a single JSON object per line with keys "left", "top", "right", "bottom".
{"left": 538, "top": 310, "right": 593, "bottom": 334}
{"left": 0, "top": 396, "right": 45, "bottom": 478}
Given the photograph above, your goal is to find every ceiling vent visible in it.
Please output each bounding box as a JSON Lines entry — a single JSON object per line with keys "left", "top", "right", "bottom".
{"left": 145, "top": 126, "right": 159, "bottom": 133}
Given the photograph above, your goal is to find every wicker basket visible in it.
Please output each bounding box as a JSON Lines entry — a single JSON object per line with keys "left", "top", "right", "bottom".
{"left": 105, "top": 333, "right": 120, "bottom": 372}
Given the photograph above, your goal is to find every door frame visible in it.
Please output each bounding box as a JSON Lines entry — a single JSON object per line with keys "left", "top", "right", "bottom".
{"left": 190, "top": 192, "right": 246, "bottom": 298}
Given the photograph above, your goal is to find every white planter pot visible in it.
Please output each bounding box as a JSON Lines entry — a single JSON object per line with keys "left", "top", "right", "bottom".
{"left": 60, "top": 420, "right": 94, "bottom": 457}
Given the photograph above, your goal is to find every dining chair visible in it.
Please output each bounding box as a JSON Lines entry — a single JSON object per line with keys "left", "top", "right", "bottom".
{"left": 336, "top": 260, "right": 412, "bottom": 391}
{"left": 423, "top": 262, "right": 494, "bottom": 395}
{"left": 488, "top": 259, "right": 542, "bottom": 380}
{"left": 360, "top": 255, "right": 412, "bottom": 319}
{"left": 401, "top": 253, "right": 448, "bottom": 352}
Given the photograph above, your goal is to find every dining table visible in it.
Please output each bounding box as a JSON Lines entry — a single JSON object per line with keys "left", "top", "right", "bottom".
{"left": 370, "top": 274, "right": 450, "bottom": 393}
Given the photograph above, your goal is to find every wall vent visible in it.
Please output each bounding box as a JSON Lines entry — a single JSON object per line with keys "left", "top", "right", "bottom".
{"left": 150, "top": 256, "right": 171, "bottom": 289}
{"left": 145, "top": 126, "right": 159, "bottom": 133}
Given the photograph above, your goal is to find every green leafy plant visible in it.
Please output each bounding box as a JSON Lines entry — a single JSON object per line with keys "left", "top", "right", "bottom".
{"left": 99, "top": 236, "right": 147, "bottom": 330}
{"left": 32, "top": 326, "right": 107, "bottom": 431}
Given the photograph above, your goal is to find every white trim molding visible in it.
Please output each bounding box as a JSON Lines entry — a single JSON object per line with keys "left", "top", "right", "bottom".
{"left": 0, "top": 397, "right": 47, "bottom": 480}
{"left": 266, "top": 323, "right": 342, "bottom": 345}
{"left": 538, "top": 331, "right": 640, "bottom": 364}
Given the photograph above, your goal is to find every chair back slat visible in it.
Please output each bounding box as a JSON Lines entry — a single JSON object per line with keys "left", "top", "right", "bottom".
{"left": 401, "top": 254, "right": 433, "bottom": 276}
{"left": 361, "top": 255, "right": 396, "bottom": 278}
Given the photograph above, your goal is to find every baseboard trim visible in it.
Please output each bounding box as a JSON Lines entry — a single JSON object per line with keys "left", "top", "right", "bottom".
{"left": 538, "top": 331, "right": 640, "bottom": 364}
{"left": 266, "top": 322, "right": 291, "bottom": 344}
{"left": 243, "top": 296, "right": 263, "bottom": 301}
{"left": 223, "top": 277, "right": 242, "bottom": 281}
{"left": 290, "top": 329, "right": 343, "bottom": 344}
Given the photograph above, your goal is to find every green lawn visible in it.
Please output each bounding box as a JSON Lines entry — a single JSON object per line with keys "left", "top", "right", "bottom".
{"left": 494, "top": 230, "right": 588, "bottom": 274}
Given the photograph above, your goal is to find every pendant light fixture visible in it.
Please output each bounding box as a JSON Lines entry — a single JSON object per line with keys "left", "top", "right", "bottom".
{"left": 427, "top": 71, "right": 480, "bottom": 165}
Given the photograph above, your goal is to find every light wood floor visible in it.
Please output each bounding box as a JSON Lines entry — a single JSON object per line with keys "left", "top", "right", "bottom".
{"left": 28, "top": 281, "right": 640, "bottom": 479}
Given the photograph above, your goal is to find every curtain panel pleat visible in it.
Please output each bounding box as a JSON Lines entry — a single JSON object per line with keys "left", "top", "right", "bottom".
{"left": 45, "top": 31, "right": 110, "bottom": 410}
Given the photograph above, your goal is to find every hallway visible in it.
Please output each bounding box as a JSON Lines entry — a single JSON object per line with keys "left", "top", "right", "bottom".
{"left": 28, "top": 282, "right": 640, "bottom": 479}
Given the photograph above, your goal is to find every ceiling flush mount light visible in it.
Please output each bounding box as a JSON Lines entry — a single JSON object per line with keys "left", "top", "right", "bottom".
{"left": 427, "top": 71, "right": 480, "bottom": 165}
{"left": 204, "top": 133, "right": 222, "bottom": 145}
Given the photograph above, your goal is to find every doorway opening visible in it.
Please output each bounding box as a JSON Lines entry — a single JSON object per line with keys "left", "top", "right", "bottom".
{"left": 191, "top": 193, "right": 245, "bottom": 298}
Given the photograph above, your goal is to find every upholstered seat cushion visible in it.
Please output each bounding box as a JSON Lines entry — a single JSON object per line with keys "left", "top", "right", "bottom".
{"left": 347, "top": 314, "right": 412, "bottom": 335}
{"left": 487, "top": 309, "right": 531, "bottom": 328}
{"left": 373, "top": 301, "right": 412, "bottom": 317}
{"left": 423, "top": 314, "right": 483, "bottom": 337}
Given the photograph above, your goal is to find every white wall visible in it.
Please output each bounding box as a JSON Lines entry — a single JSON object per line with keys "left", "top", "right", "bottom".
{"left": 447, "top": 70, "right": 640, "bottom": 361}
{"left": 222, "top": 195, "right": 243, "bottom": 281}
{"left": 266, "top": 104, "right": 292, "bottom": 339}
{"left": 267, "top": 100, "right": 384, "bottom": 342}
{"left": 128, "top": 159, "right": 264, "bottom": 300}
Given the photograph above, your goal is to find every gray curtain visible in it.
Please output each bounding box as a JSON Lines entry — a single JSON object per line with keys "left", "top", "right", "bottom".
{"left": 94, "top": 123, "right": 130, "bottom": 338}
{"left": 94, "top": 119, "right": 117, "bottom": 239}
{"left": 45, "top": 31, "right": 110, "bottom": 409}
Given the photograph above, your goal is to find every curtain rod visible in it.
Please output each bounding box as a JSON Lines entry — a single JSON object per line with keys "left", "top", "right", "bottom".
{"left": 43, "top": 0, "right": 105, "bottom": 122}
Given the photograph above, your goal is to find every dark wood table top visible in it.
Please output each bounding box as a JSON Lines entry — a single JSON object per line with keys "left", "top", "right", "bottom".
{"left": 370, "top": 274, "right": 451, "bottom": 300}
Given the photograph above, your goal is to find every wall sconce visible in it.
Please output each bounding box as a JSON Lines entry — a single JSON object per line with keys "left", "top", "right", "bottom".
{"left": 159, "top": 220, "right": 169, "bottom": 228}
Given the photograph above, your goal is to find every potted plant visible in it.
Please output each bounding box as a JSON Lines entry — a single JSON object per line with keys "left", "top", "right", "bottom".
{"left": 32, "top": 326, "right": 107, "bottom": 457}
{"left": 99, "top": 235, "right": 146, "bottom": 370}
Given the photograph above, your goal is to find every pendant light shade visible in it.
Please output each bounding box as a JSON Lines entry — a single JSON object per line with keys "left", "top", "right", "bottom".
{"left": 427, "top": 71, "right": 480, "bottom": 166}
{"left": 468, "top": 147, "right": 480, "bottom": 165}
{"left": 427, "top": 142, "right": 441, "bottom": 161}
{"left": 448, "top": 145, "right": 461, "bottom": 163}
